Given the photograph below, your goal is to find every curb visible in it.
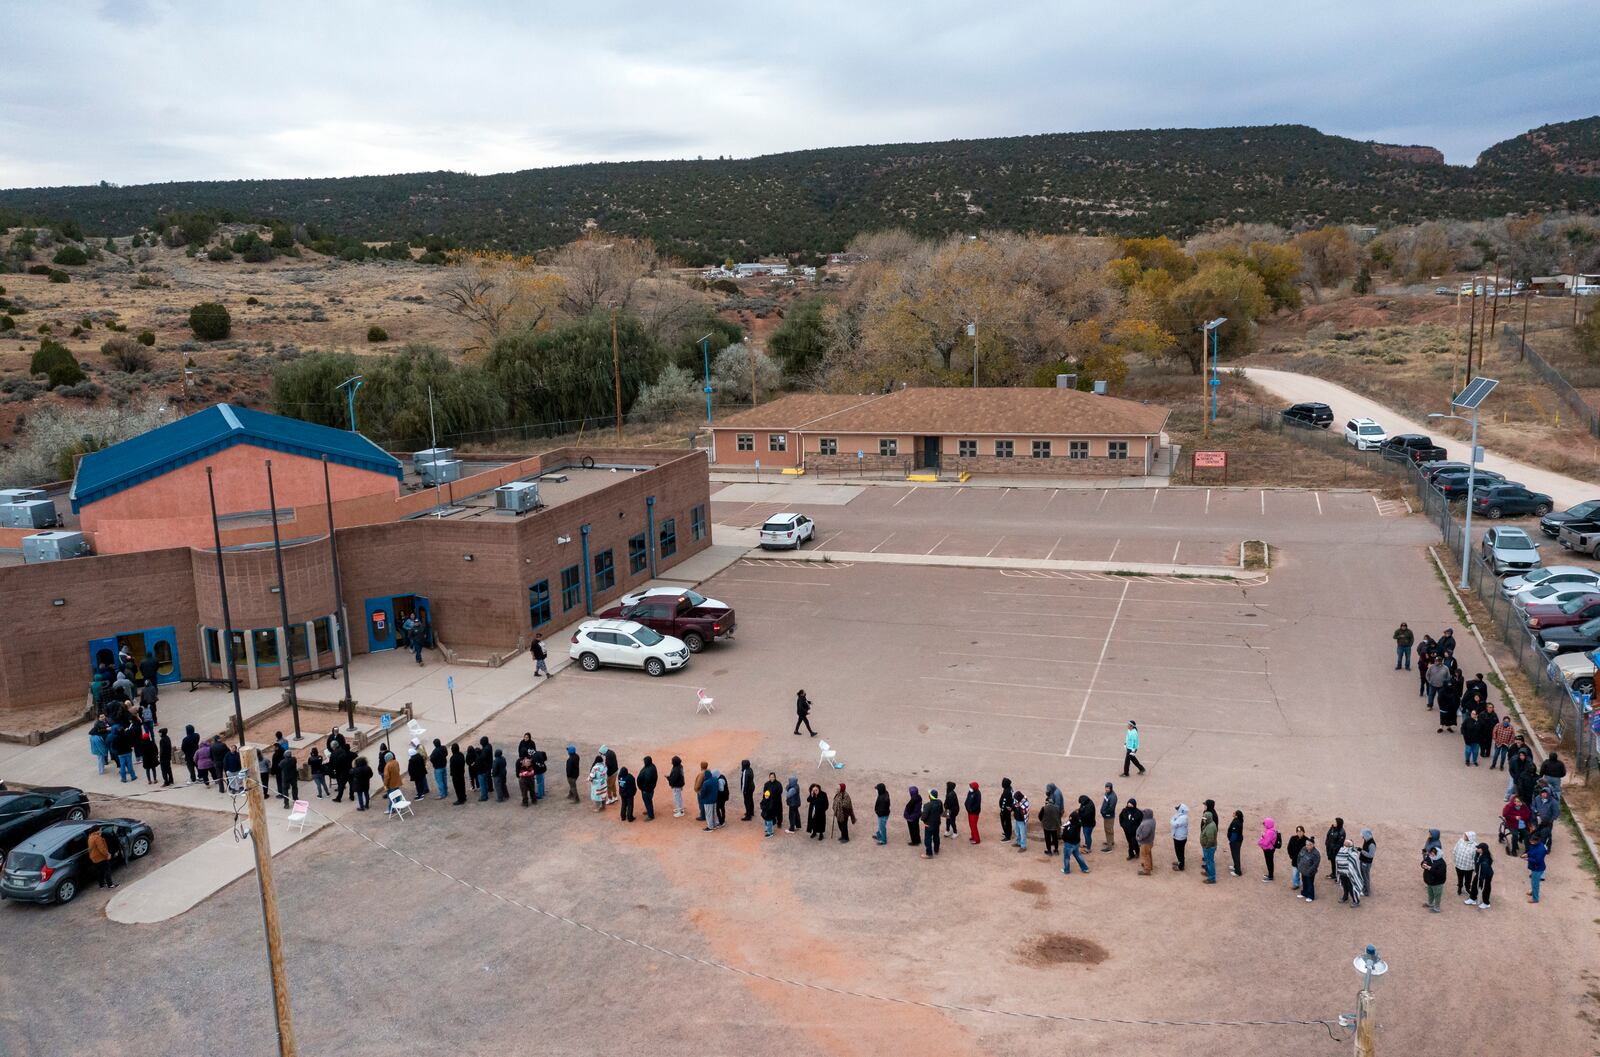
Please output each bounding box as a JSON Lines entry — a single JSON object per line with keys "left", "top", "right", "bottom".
{"left": 745, "top": 546, "right": 1251, "bottom": 580}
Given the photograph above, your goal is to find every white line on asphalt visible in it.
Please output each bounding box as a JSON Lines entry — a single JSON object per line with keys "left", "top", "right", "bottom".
{"left": 1205, "top": 489, "right": 1212, "bottom": 515}
{"left": 718, "top": 577, "right": 833, "bottom": 587}
{"left": 1108, "top": 539, "right": 1120, "bottom": 560}
{"left": 1002, "top": 487, "right": 1012, "bottom": 498}
{"left": 935, "top": 651, "right": 1271, "bottom": 678}
{"left": 1315, "top": 491, "right": 1323, "bottom": 515}
{"left": 986, "top": 535, "right": 1006, "bottom": 557}
{"left": 869, "top": 532, "right": 896, "bottom": 553}
{"left": 1045, "top": 535, "right": 1063, "bottom": 560}
{"left": 1403, "top": 497, "right": 1414, "bottom": 514}
{"left": 955, "top": 487, "right": 965, "bottom": 497}
{"left": 1371, "top": 494, "right": 1381, "bottom": 515}
{"left": 1064, "top": 580, "right": 1128, "bottom": 757}
{"left": 1047, "top": 488, "right": 1061, "bottom": 506}
{"left": 1171, "top": 540, "right": 1181, "bottom": 562}
{"left": 926, "top": 533, "right": 950, "bottom": 554}
{"left": 893, "top": 487, "right": 918, "bottom": 507}
{"left": 968, "top": 607, "right": 1268, "bottom": 628}
{"left": 923, "top": 703, "right": 1273, "bottom": 734}
{"left": 1260, "top": 490, "right": 1266, "bottom": 515}
{"left": 1150, "top": 490, "right": 1160, "bottom": 511}
{"left": 814, "top": 531, "right": 843, "bottom": 548}
{"left": 979, "top": 590, "right": 1270, "bottom": 608}
{"left": 1096, "top": 489, "right": 1110, "bottom": 512}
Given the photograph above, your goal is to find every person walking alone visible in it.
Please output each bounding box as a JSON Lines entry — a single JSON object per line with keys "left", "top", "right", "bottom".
{"left": 964, "top": 782, "right": 982, "bottom": 844}
{"left": 1393, "top": 622, "right": 1413, "bottom": 670}
{"left": 834, "top": 783, "right": 855, "bottom": 843}
{"left": 531, "top": 634, "right": 551, "bottom": 678}
{"left": 793, "top": 689, "right": 816, "bottom": 736}
{"left": 1122, "top": 721, "right": 1146, "bottom": 776}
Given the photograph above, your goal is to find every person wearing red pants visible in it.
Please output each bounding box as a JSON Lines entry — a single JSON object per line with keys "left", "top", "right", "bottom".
{"left": 964, "top": 781, "right": 982, "bottom": 844}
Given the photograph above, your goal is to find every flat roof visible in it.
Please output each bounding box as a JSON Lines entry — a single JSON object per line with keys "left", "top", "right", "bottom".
{"left": 406, "top": 463, "right": 655, "bottom": 523}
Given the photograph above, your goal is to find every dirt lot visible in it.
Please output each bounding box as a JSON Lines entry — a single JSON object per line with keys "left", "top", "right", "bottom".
{"left": 5, "top": 486, "right": 1596, "bottom": 1057}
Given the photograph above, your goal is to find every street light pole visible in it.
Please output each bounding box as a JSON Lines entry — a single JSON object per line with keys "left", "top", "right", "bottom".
{"left": 968, "top": 319, "right": 978, "bottom": 387}
{"left": 1431, "top": 376, "right": 1497, "bottom": 590}
{"left": 611, "top": 307, "right": 623, "bottom": 441}
{"left": 698, "top": 333, "right": 714, "bottom": 426}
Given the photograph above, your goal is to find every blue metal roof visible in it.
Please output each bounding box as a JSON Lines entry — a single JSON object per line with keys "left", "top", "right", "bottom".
{"left": 70, "top": 404, "right": 402, "bottom": 512}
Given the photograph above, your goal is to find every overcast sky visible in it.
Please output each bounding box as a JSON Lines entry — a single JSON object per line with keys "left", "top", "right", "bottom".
{"left": 1, "top": 1, "right": 1592, "bottom": 188}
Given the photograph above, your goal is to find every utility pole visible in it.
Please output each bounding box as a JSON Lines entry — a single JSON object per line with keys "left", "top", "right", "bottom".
{"left": 240, "top": 745, "right": 298, "bottom": 1057}
{"left": 1519, "top": 286, "right": 1531, "bottom": 362}
{"left": 1354, "top": 988, "right": 1376, "bottom": 1057}
{"left": 610, "top": 307, "right": 623, "bottom": 441}
{"left": 206, "top": 468, "right": 245, "bottom": 740}
{"left": 968, "top": 319, "right": 978, "bottom": 387}
{"left": 750, "top": 345, "right": 758, "bottom": 407}
{"left": 264, "top": 461, "right": 302, "bottom": 741}
{"left": 320, "top": 456, "right": 355, "bottom": 731}
{"left": 1486, "top": 261, "right": 1502, "bottom": 344}
{"left": 1201, "top": 324, "right": 1210, "bottom": 439}
{"left": 1464, "top": 280, "right": 1478, "bottom": 384}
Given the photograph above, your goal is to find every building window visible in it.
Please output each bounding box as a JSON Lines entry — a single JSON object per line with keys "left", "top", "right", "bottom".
{"left": 288, "top": 623, "right": 309, "bottom": 661}
{"left": 659, "top": 518, "right": 677, "bottom": 558}
{"left": 313, "top": 616, "right": 333, "bottom": 655}
{"left": 878, "top": 439, "right": 898, "bottom": 457}
{"left": 528, "top": 580, "right": 552, "bottom": 629}
{"left": 818, "top": 438, "right": 837, "bottom": 456}
{"left": 769, "top": 433, "right": 787, "bottom": 452}
{"left": 995, "top": 440, "right": 1014, "bottom": 458}
{"left": 205, "top": 628, "right": 221, "bottom": 665}
{"left": 628, "top": 533, "right": 648, "bottom": 574}
{"left": 691, "top": 504, "right": 707, "bottom": 541}
{"left": 958, "top": 439, "right": 977, "bottom": 458}
{"left": 153, "top": 639, "right": 174, "bottom": 675}
{"left": 1069, "top": 441, "right": 1089, "bottom": 460}
{"left": 1032, "top": 440, "right": 1051, "bottom": 459}
{"left": 593, "top": 549, "right": 615, "bottom": 593}
{"left": 1108, "top": 441, "right": 1129, "bottom": 460}
{"left": 560, "top": 564, "right": 582, "bottom": 611}
{"left": 736, "top": 433, "right": 754, "bottom": 452}
{"left": 252, "top": 628, "right": 279, "bottom": 667}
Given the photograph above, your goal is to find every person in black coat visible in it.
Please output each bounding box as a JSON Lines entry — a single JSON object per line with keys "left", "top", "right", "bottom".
{"left": 277, "top": 750, "right": 299, "bottom": 808}
{"left": 157, "top": 728, "right": 174, "bottom": 787}
{"left": 904, "top": 786, "right": 923, "bottom": 846}
{"left": 964, "top": 783, "right": 982, "bottom": 844}
{"left": 1325, "top": 817, "right": 1346, "bottom": 881}
{"left": 805, "top": 783, "right": 829, "bottom": 840}
{"left": 180, "top": 725, "right": 201, "bottom": 783}
{"left": 331, "top": 745, "right": 353, "bottom": 802}
{"left": 873, "top": 783, "right": 891, "bottom": 845}
{"left": 617, "top": 767, "right": 637, "bottom": 822}
{"left": 406, "top": 747, "right": 427, "bottom": 798}
{"left": 350, "top": 756, "right": 373, "bottom": 810}
{"left": 1227, "top": 810, "right": 1246, "bottom": 876}
{"left": 943, "top": 781, "right": 960, "bottom": 836}
{"left": 740, "top": 760, "right": 756, "bottom": 821}
{"left": 492, "top": 749, "right": 510, "bottom": 802}
{"left": 715, "top": 769, "right": 730, "bottom": 826}
{"left": 667, "top": 755, "right": 685, "bottom": 816}
{"left": 637, "top": 756, "right": 659, "bottom": 820}
{"left": 449, "top": 743, "right": 468, "bottom": 805}
{"left": 998, "top": 778, "right": 1014, "bottom": 842}
{"left": 428, "top": 740, "right": 449, "bottom": 801}
{"left": 793, "top": 689, "right": 816, "bottom": 736}
{"left": 1119, "top": 798, "right": 1143, "bottom": 860}
{"left": 138, "top": 734, "right": 159, "bottom": 784}
{"left": 568, "top": 746, "right": 584, "bottom": 803}
{"left": 760, "top": 773, "right": 783, "bottom": 836}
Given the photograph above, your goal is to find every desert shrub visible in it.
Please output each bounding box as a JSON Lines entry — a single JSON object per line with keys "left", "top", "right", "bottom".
{"left": 102, "top": 335, "right": 154, "bottom": 372}
{"left": 246, "top": 296, "right": 260, "bottom": 305}
{"left": 70, "top": 326, "right": 83, "bottom": 337}
{"left": 416, "top": 250, "right": 447, "bottom": 265}
{"left": 188, "top": 301, "right": 231, "bottom": 340}
{"left": 136, "top": 329, "right": 155, "bottom": 346}
{"left": 710, "top": 278, "right": 739, "bottom": 294}
{"left": 269, "top": 224, "right": 294, "bottom": 249}
{"left": 231, "top": 232, "right": 259, "bottom": 253}
{"left": 52, "top": 245, "right": 87, "bottom": 266}
{"left": 630, "top": 363, "right": 700, "bottom": 418}
{"left": 37, "top": 322, "right": 51, "bottom": 333}
{"left": 337, "top": 243, "right": 369, "bottom": 262}
{"left": 0, "top": 284, "right": 6, "bottom": 295}
{"left": 208, "top": 245, "right": 234, "bottom": 262}
{"left": 242, "top": 241, "right": 274, "bottom": 263}
{"left": 79, "top": 317, "right": 93, "bottom": 329}
{"left": 0, "top": 315, "right": 13, "bottom": 331}
{"left": 54, "top": 381, "right": 102, "bottom": 400}
{"left": 48, "top": 270, "right": 69, "bottom": 283}
{"left": 367, "top": 325, "right": 388, "bottom": 342}
{"left": 27, "top": 264, "right": 51, "bottom": 275}
{"left": 31, "top": 338, "right": 87, "bottom": 387}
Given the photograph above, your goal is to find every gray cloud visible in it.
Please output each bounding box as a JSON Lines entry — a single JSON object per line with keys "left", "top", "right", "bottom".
{"left": 0, "top": 1, "right": 1592, "bottom": 188}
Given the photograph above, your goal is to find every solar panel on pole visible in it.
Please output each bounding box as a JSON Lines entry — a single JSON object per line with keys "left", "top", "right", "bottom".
{"left": 1454, "top": 376, "right": 1498, "bottom": 411}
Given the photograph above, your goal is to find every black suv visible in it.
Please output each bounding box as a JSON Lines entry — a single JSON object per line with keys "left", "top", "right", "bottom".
{"left": 0, "top": 818, "right": 152, "bottom": 905}
{"left": 1540, "top": 499, "right": 1600, "bottom": 540}
{"left": 1382, "top": 434, "right": 1447, "bottom": 463}
{"left": 1434, "top": 470, "right": 1508, "bottom": 499}
{"left": 0, "top": 787, "right": 89, "bottom": 867}
{"left": 1281, "top": 402, "right": 1334, "bottom": 429}
{"left": 1472, "top": 484, "right": 1553, "bottom": 519}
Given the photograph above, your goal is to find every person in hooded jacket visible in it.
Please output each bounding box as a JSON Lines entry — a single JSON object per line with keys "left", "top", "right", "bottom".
{"left": 785, "top": 775, "right": 802, "bottom": 832}
{"left": 715, "top": 768, "right": 730, "bottom": 827}
{"left": 1259, "top": 818, "right": 1281, "bottom": 881}
{"left": 1099, "top": 782, "right": 1118, "bottom": 851}
{"left": 1227, "top": 810, "right": 1245, "bottom": 876}
{"left": 1170, "top": 804, "right": 1190, "bottom": 871}
{"left": 740, "top": 760, "right": 755, "bottom": 821}
{"left": 806, "top": 783, "right": 829, "bottom": 840}
{"left": 1039, "top": 786, "right": 1063, "bottom": 856}
{"left": 998, "top": 778, "right": 1014, "bottom": 842}
{"left": 760, "top": 773, "right": 783, "bottom": 836}
{"left": 1061, "top": 806, "right": 1089, "bottom": 875}
{"left": 667, "top": 755, "right": 685, "bottom": 816}
{"left": 1076, "top": 794, "right": 1097, "bottom": 854}
{"left": 181, "top": 725, "right": 201, "bottom": 784}
{"left": 699, "top": 767, "right": 722, "bottom": 830}
{"left": 1198, "top": 804, "right": 1218, "bottom": 882}
{"left": 407, "top": 744, "right": 429, "bottom": 799}
{"left": 1325, "top": 818, "right": 1347, "bottom": 881}
{"left": 430, "top": 739, "right": 449, "bottom": 801}
{"left": 904, "top": 786, "right": 923, "bottom": 846}
{"left": 479, "top": 736, "right": 498, "bottom": 801}
{"left": 873, "top": 783, "right": 891, "bottom": 845}
{"left": 351, "top": 755, "right": 374, "bottom": 811}
{"left": 466, "top": 746, "right": 483, "bottom": 800}
{"left": 589, "top": 755, "right": 608, "bottom": 810}
{"left": 1359, "top": 829, "right": 1377, "bottom": 895}
{"left": 638, "top": 756, "right": 658, "bottom": 820}
{"left": 1119, "top": 799, "right": 1143, "bottom": 861}
{"left": 450, "top": 743, "right": 468, "bottom": 805}
{"left": 920, "top": 789, "right": 943, "bottom": 857}
{"left": 1135, "top": 808, "right": 1156, "bottom": 875}
{"left": 834, "top": 783, "right": 855, "bottom": 843}
{"left": 566, "top": 745, "right": 582, "bottom": 803}
{"left": 943, "top": 781, "right": 960, "bottom": 836}
{"left": 964, "top": 782, "right": 982, "bottom": 844}
{"left": 617, "top": 766, "right": 636, "bottom": 822}
{"left": 157, "top": 727, "right": 174, "bottom": 786}
{"left": 602, "top": 744, "right": 619, "bottom": 804}
{"left": 492, "top": 749, "right": 509, "bottom": 802}
{"left": 194, "top": 732, "right": 214, "bottom": 789}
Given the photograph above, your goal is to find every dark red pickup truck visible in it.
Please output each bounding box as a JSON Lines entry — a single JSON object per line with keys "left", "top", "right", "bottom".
{"left": 599, "top": 592, "right": 735, "bottom": 653}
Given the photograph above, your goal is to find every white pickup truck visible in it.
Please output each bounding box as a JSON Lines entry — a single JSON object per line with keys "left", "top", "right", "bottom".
{"left": 1557, "top": 521, "right": 1600, "bottom": 557}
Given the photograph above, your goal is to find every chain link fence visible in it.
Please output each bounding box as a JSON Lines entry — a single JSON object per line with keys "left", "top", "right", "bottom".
{"left": 1502, "top": 327, "right": 1600, "bottom": 438}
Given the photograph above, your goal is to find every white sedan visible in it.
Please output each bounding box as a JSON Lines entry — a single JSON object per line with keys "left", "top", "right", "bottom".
{"left": 1501, "top": 566, "right": 1600, "bottom": 600}
{"left": 569, "top": 619, "right": 689, "bottom": 677}
{"left": 1509, "top": 583, "right": 1600, "bottom": 613}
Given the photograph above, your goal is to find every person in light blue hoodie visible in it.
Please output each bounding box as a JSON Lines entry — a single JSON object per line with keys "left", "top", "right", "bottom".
{"left": 1122, "top": 720, "right": 1146, "bottom": 776}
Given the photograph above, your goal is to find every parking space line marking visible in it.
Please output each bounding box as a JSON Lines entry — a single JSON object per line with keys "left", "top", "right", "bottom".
{"left": 1171, "top": 540, "right": 1181, "bottom": 562}
{"left": 1314, "top": 491, "right": 1323, "bottom": 515}
{"left": 869, "top": 532, "right": 896, "bottom": 553}
{"left": 968, "top": 607, "right": 1267, "bottom": 628}
{"left": 1047, "top": 488, "right": 1061, "bottom": 506}
{"left": 1096, "top": 489, "right": 1110, "bottom": 512}
{"left": 1064, "top": 580, "right": 1128, "bottom": 758}
{"left": 893, "top": 487, "right": 918, "bottom": 507}
{"left": 1002, "top": 487, "right": 1012, "bottom": 498}
{"left": 985, "top": 535, "right": 1006, "bottom": 557}
{"left": 1260, "top": 490, "right": 1266, "bottom": 515}
{"left": 1371, "top": 494, "right": 1381, "bottom": 515}
{"left": 1108, "top": 539, "right": 1120, "bottom": 560}
{"left": 719, "top": 577, "right": 832, "bottom": 587}
{"left": 955, "top": 487, "right": 965, "bottom": 497}
{"left": 1150, "top": 490, "right": 1160, "bottom": 511}
{"left": 981, "top": 589, "right": 1269, "bottom": 608}
{"left": 1045, "top": 535, "right": 1063, "bottom": 560}
{"left": 814, "top": 531, "right": 843, "bottom": 548}
{"left": 926, "top": 534, "right": 950, "bottom": 554}
{"left": 936, "top": 651, "right": 1271, "bottom": 678}
{"left": 1205, "top": 489, "right": 1211, "bottom": 515}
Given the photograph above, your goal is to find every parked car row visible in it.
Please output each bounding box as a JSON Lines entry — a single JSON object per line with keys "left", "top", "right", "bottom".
{"left": 0, "top": 786, "right": 155, "bottom": 906}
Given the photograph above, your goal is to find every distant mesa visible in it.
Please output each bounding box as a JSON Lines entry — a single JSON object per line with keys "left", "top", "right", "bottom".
{"left": 1371, "top": 143, "right": 1445, "bottom": 166}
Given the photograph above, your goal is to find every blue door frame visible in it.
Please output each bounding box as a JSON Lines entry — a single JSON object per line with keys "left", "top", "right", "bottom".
{"left": 88, "top": 626, "right": 183, "bottom": 684}
{"left": 363, "top": 594, "right": 433, "bottom": 652}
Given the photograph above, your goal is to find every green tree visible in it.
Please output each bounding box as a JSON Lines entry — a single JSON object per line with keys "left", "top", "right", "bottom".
{"left": 767, "top": 297, "right": 830, "bottom": 380}
{"left": 485, "top": 312, "right": 665, "bottom": 429}
{"left": 52, "top": 245, "right": 88, "bottom": 266}
{"left": 31, "top": 338, "right": 87, "bottom": 387}
{"left": 1158, "top": 261, "right": 1270, "bottom": 372}
{"left": 189, "top": 301, "right": 231, "bottom": 340}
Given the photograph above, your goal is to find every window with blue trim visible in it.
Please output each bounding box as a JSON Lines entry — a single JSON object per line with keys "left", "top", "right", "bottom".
{"left": 529, "top": 580, "right": 552, "bottom": 628}
{"left": 691, "top": 504, "right": 707, "bottom": 541}
{"left": 593, "top": 549, "right": 615, "bottom": 593}
{"left": 659, "top": 518, "right": 677, "bottom": 558}
{"left": 560, "top": 564, "right": 582, "bottom": 611}
{"left": 628, "top": 533, "right": 647, "bottom": 574}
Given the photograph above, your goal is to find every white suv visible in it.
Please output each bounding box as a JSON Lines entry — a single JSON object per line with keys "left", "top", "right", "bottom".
{"left": 569, "top": 619, "right": 689, "bottom": 677}
{"left": 1344, "top": 418, "right": 1387, "bottom": 450}
{"left": 759, "top": 512, "right": 816, "bottom": 550}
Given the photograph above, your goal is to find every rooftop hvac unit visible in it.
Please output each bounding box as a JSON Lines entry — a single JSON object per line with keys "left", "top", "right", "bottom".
{"left": 1093, "top": 380, "right": 1108, "bottom": 395}
{"left": 412, "top": 447, "right": 455, "bottom": 470}
{"left": 0, "top": 499, "right": 59, "bottom": 529}
{"left": 23, "top": 530, "right": 91, "bottom": 563}
{"left": 418, "top": 459, "right": 462, "bottom": 487}
{"left": 494, "top": 481, "right": 541, "bottom": 513}
{"left": 0, "top": 488, "right": 45, "bottom": 504}
{"left": 1055, "top": 374, "right": 1078, "bottom": 390}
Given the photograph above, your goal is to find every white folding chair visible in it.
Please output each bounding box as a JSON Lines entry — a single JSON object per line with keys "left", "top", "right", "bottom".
{"left": 386, "top": 788, "right": 414, "bottom": 820}
{"left": 696, "top": 689, "right": 715, "bottom": 715}
{"left": 406, "top": 719, "right": 426, "bottom": 740}
{"left": 817, "top": 739, "right": 837, "bottom": 769}
{"left": 286, "top": 799, "right": 309, "bottom": 833}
